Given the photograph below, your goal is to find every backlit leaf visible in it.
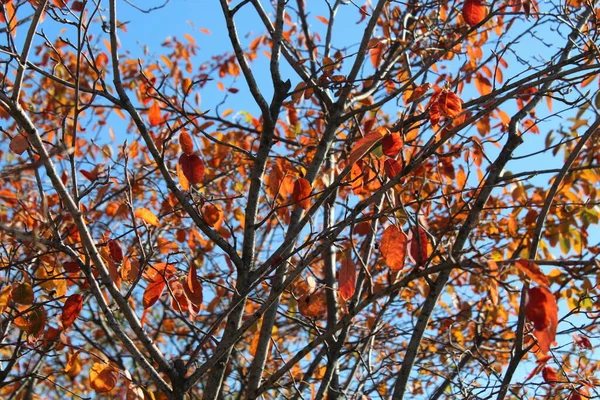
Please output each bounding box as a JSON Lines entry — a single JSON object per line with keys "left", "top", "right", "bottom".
{"left": 148, "top": 101, "right": 162, "bottom": 127}
{"left": 143, "top": 274, "right": 167, "bottom": 309}
{"left": 292, "top": 177, "right": 312, "bottom": 209}
{"left": 338, "top": 255, "right": 357, "bottom": 301}
{"left": 184, "top": 263, "right": 203, "bottom": 307}
{"left": 525, "top": 286, "right": 558, "bottom": 354}
{"left": 178, "top": 154, "right": 205, "bottom": 186}
{"left": 179, "top": 131, "right": 194, "bottom": 155}
{"left": 384, "top": 158, "right": 403, "bottom": 179}
{"left": 381, "top": 133, "right": 403, "bottom": 157}
{"left": 381, "top": 225, "right": 408, "bottom": 271}
{"left": 408, "top": 227, "right": 430, "bottom": 266}
{"left": 61, "top": 293, "right": 84, "bottom": 329}
{"left": 0, "top": 286, "right": 11, "bottom": 314}
{"left": 437, "top": 91, "right": 462, "bottom": 119}
{"left": 541, "top": 366, "right": 558, "bottom": 386}
{"left": 202, "top": 203, "right": 223, "bottom": 228}
{"left": 9, "top": 133, "right": 29, "bottom": 155}
{"left": 406, "top": 83, "right": 432, "bottom": 103}
{"left": 349, "top": 131, "right": 384, "bottom": 166}
{"left": 515, "top": 260, "right": 550, "bottom": 287}
{"left": 298, "top": 290, "right": 327, "bottom": 318}
{"left": 462, "top": 0, "right": 487, "bottom": 27}
{"left": 135, "top": 208, "right": 159, "bottom": 227}
{"left": 108, "top": 239, "right": 124, "bottom": 263}
{"left": 89, "top": 362, "right": 118, "bottom": 393}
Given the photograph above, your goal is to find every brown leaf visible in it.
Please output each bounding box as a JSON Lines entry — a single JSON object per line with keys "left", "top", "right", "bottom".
{"left": 9, "top": 133, "right": 29, "bottom": 155}
{"left": 338, "top": 255, "right": 357, "bottom": 301}
{"left": 515, "top": 260, "right": 550, "bottom": 287}
{"left": 89, "top": 362, "right": 118, "bottom": 393}
{"left": 380, "top": 225, "right": 408, "bottom": 271}
{"left": 61, "top": 293, "right": 83, "bottom": 329}
{"left": 135, "top": 208, "right": 159, "bottom": 227}
{"left": 12, "top": 282, "right": 34, "bottom": 305}
{"left": 292, "top": 177, "right": 312, "bottom": 210}
{"left": 525, "top": 286, "right": 558, "bottom": 354}
{"left": 179, "top": 131, "right": 194, "bottom": 155}
{"left": 108, "top": 239, "right": 123, "bottom": 263}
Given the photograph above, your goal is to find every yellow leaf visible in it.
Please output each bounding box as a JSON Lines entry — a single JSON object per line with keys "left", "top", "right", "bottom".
{"left": 135, "top": 208, "right": 159, "bottom": 227}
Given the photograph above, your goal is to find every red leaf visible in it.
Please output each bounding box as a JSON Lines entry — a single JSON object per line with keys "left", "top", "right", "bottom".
{"left": 292, "top": 177, "right": 312, "bottom": 210}
{"left": 63, "top": 261, "right": 80, "bottom": 273}
{"left": 148, "top": 101, "right": 162, "bottom": 127}
{"left": 62, "top": 294, "right": 84, "bottom": 329}
{"left": 437, "top": 91, "right": 463, "bottom": 119}
{"left": 349, "top": 131, "right": 384, "bottom": 166}
{"left": 541, "top": 366, "right": 558, "bottom": 386}
{"left": 573, "top": 333, "right": 592, "bottom": 350}
{"left": 381, "top": 133, "right": 403, "bottom": 157}
{"left": 384, "top": 158, "right": 403, "bottom": 179}
{"left": 462, "top": 0, "right": 487, "bottom": 27}
{"left": 338, "top": 255, "right": 357, "bottom": 301}
{"left": 143, "top": 274, "right": 166, "bottom": 309}
{"left": 71, "top": 1, "right": 84, "bottom": 12}
{"left": 108, "top": 240, "right": 123, "bottom": 263}
{"left": 380, "top": 225, "right": 408, "bottom": 271}
{"left": 515, "top": 260, "right": 550, "bottom": 287}
{"left": 179, "top": 131, "right": 194, "bottom": 155}
{"left": 408, "top": 226, "right": 430, "bottom": 266}
{"left": 178, "top": 154, "right": 205, "bottom": 186}
{"left": 525, "top": 286, "right": 558, "bottom": 354}
{"left": 9, "top": 133, "right": 29, "bottom": 155}
{"left": 184, "top": 263, "right": 203, "bottom": 307}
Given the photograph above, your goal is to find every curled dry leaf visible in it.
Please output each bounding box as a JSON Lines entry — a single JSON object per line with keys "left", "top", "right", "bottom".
{"left": 292, "top": 177, "right": 312, "bottom": 210}
{"left": 179, "top": 131, "right": 194, "bottom": 155}
{"left": 380, "top": 225, "right": 408, "bottom": 271}
{"left": 525, "top": 286, "right": 558, "bottom": 354}
{"left": 61, "top": 293, "right": 84, "bottom": 329}
{"left": 134, "top": 208, "right": 159, "bottom": 227}
{"left": 462, "top": 0, "right": 487, "bottom": 27}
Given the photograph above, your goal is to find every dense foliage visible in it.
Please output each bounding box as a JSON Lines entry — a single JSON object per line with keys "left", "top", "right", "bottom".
{"left": 0, "top": 0, "right": 599, "bottom": 399}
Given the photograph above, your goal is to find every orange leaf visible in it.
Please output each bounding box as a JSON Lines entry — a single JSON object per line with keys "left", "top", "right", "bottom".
{"left": 408, "top": 226, "right": 430, "bottom": 266}
{"left": 9, "top": 133, "right": 29, "bottom": 155}
{"left": 292, "top": 177, "right": 312, "bottom": 210}
{"left": 338, "top": 255, "right": 357, "bottom": 301}
{"left": 65, "top": 351, "right": 82, "bottom": 378}
{"left": 437, "top": 91, "right": 462, "bottom": 118}
{"left": 179, "top": 131, "right": 194, "bottom": 155}
{"left": 406, "top": 83, "right": 432, "bottom": 103}
{"left": 384, "top": 158, "right": 403, "bottom": 179}
{"left": 61, "top": 293, "right": 83, "bottom": 329}
{"left": 380, "top": 225, "right": 408, "bottom": 271}
{"left": 381, "top": 133, "right": 403, "bottom": 157}
{"left": 201, "top": 203, "right": 223, "bottom": 228}
{"left": 178, "top": 154, "right": 205, "bottom": 186}
{"left": 184, "top": 263, "right": 203, "bottom": 307}
{"left": 515, "top": 260, "right": 550, "bottom": 287}
{"left": 143, "top": 274, "right": 166, "bottom": 309}
{"left": 135, "top": 208, "right": 159, "bottom": 227}
{"left": 108, "top": 239, "right": 123, "bottom": 263}
{"left": 148, "top": 101, "right": 162, "bottom": 127}
{"left": 298, "top": 290, "right": 327, "bottom": 318}
{"left": 89, "top": 363, "right": 118, "bottom": 393}
{"left": 462, "top": 0, "right": 487, "bottom": 27}
{"left": 0, "top": 285, "right": 12, "bottom": 314}
{"left": 541, "top": 366, "right": 558, "bottom": 386}
{"left": 349, "top": 131, "right": 384, "bottom": 166}
{"left": 525, "top": 286, "right": 558, "bottom": 354}
{"left": 315, "top": 15, "right": 329, "bottom": 24}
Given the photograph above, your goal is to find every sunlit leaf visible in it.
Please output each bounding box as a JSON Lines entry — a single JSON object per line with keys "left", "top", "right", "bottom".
{"left": 0, "top": 285, "right": 12, "bottom": 314}
{"left": 381, "top": 133, "right": 403, "bottom": 157}
{"left": 292, "top": 177, "right": 312, "bottom": 210}
{"left": 202, "top": 203, "right": 223, "bottom": 228}
{"left": 143, "top": 274, "right": 167, "bottom": 309}
{"left": 525, "top": 286, "right": 558, "bottom": 354}
{"left": 541, "top": 366, "right": 558, "bottom": 386}
{"left": 61, "top": 293, "right": 84, "bottom": 329}
{"left": 338, "top": 254, "right": 357, "bottom": 301}
{"left": 381, "top": 225, "right": 408, "bottom": 271}
{"left": 184, "top": 263, "right": 203, "bottom": 307}
{"left": 298, "top": 290, "right": 327, "bottom": 318}
{"left": 9, "top": 133, "right": 29, "bottom": 155}
{"left": 515, "top": 260, "right": 550, "bottom": 287}
{"left": 89, "top": 362, "right": 118, "bottom": 393}
{"left": 349, "top": 131, "right": 384, "bottom": 166}
{"left": 135, "top": 208, "right": 159, "bottom": 227}
{"left": 148, "top": 101, "right": 162, "bottom": 127}
{"left": 179, "top": 131, "right": 194, "bottom": 155}
{"left": 408, "top": 227, "right": 430, "bottom": 266}
{"left": 462, "top": 0, "right": 487, "bottom": 27}
{"left": 178, "top": 154, "right": 205, "bottom": 186}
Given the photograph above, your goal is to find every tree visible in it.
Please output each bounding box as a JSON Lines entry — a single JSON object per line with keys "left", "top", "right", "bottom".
{"left": 0, "top": 0, "right": 598, "bottom": 398}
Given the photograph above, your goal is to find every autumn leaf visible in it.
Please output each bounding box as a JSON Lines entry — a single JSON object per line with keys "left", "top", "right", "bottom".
{"left": 338, "top": 255, "right": 357, "bottom": 301}
{"left": 9, "top": 133, "right": 29, "bottom": 155}
{"left": 380, "top": 225, "right": 408, "bottom": 271}
{"left": 408, "top": 226, "right": 430, "bottom": 266}
{"left": 525, "top": 286, "right": 558, "bottom": 354}
{"left": 462, "top": 0, "right": 487, "bottom": 27}
{"left": 292, "top": 177, "right": 312, "bottom": 209}
{"left": 65, "top": 351, "right": 82, "bottom": 378}
{"left": 541, "top": 366, "right": 558, "bottom": 386}
{"left": 437, "top": 91, "right": 463, "bottom": 119}
{"left": 515, "top": 260, "right": 550, "bottom": 287}
{"left": 349, "top": 131, "right": 384, "bottom": 166}
{"left": 61, "top": 293, "right": 84, "bottom": 329}
{"left": 406, "top": 83, "right": 432, "bottom": 103}
{"left": 381, "top": 133, "right": 403, "bottom": 157}
{"left": 298, "top": 290, "right": 327, "bottom": 318}
{"left": 135, "top": 208, "right": 159, "bottom": 227}
{"left": 202, "top": 203, "right": 223, "bottom": 228}
{"left": 108, "top": 239, "right": 124, "bottom": 263}
{"left": 143, "top": 274, "right": 167, "bottom": 309}
{"left": 148, "top": 101, "right": 162, "bottom": 127}
{"left": 178, "top": 154, "right": 205, "bottom": 187}
{"left": 12, "top": 282, "right": 34, "bottom": 305}
{"left": 184, "top": 263, "right": 203, "bottom": 307}
{"left": 0, "top": 285, "right": 11, "bottom": 314}
{"left": 573, "top": 333, "right": 592, "bottom": 350}
{"left": 89, "top": 362, "right": 118, "bottom": 393}
{"left": 384, "top": 158, "right": 403, "bottom": 179}
{"left": 179, "top": 131, "right": 194, "bottom": 155}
